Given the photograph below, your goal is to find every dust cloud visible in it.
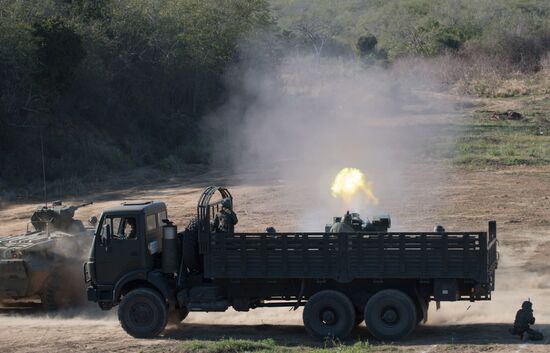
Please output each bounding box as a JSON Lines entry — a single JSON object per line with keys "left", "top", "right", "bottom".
{"left": 429, "top": 231, "right": 550, "bottom": 326}
{"left": 209, "top": 55, "right": 461, "bottom": 230}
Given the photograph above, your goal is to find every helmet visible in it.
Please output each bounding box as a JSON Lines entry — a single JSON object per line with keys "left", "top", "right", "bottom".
{"left": 266, "top": 227, "right": 276, "bottom": 233}
{"left": 434, "top": 225, "right": 445, "bottom": 233}
{"left": 88, "top": 216, "right": 98, "bottom": 226}
{"left": 221, "top": 198, "right": 232, "bottom": 209}
{"left": 522, "top": 301, "right": 532, "bottom": 310}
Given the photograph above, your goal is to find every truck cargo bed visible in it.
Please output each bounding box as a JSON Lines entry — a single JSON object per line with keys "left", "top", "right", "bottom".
{"left": 203, "top": 223, "right": 497, "bottom": 285}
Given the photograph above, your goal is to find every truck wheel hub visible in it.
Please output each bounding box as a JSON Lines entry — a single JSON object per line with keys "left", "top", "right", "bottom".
{"left": 321, "top": 309, "right": 337, "bottom": 325}
{"left": 381, "top": 308, "right": 398, "bottom": 324}
{"left": 130, "top": 303, "right": 153, "bottom": 324}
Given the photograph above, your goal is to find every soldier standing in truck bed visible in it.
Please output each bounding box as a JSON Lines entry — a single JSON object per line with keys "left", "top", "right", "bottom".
{"left": 213, "top": 198, "right": 238, "bottom": 232}
{"left": 509, "top": 301, "right": 544, "bottom": 341}
{"left": 330, "top": 211, "right": 354, "bottom": 233}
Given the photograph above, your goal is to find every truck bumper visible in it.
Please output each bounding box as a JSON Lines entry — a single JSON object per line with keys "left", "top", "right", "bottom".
{"left": 87, "top": 284, "right": 115, "bottom": 303}
{"left": 87, "top": 286, "right": 98, "bottom": 302}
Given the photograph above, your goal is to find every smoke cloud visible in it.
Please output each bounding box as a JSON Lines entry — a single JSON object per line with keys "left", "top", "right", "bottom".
{"left": 208, "top": 55, "right": 460, "bottom": 231}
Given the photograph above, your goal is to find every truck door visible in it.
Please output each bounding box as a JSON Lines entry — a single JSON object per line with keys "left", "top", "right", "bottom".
{"left": 144, "top": 212, "right": 162, "bottom": 268}
{"left": 94, "top": 215, "right": 143, "bottom": 285}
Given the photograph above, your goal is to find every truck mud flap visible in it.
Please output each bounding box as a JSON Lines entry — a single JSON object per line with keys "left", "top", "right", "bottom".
{"left": 0, "top": 259, "right": 29, "bottom": 298}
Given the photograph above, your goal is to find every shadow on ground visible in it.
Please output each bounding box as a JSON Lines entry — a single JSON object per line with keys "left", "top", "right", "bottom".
{"left": 163, "top": 322, "right": 550, "bottom": 347}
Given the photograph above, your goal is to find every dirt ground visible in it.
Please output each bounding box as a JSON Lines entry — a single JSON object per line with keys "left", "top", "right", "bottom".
{"left": 1, "top": 164, "right": 550, "bottom": 352}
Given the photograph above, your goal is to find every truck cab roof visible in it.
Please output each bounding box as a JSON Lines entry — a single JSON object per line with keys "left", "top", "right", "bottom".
{"left": 103, "top": 201, "right": 166, "bottom": 215}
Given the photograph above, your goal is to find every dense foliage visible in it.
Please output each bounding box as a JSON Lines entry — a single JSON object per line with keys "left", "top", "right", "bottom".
{"left": 0, "top": 0, "right": 273, "bottom": 189}
{"left": 272, "top": 0, "right": 550, "bottom": 68}
{"left": 1, "top": 0, "right": 549, "bottom": 190}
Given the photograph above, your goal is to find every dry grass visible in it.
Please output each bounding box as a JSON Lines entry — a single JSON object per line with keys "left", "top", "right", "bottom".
{"left": 461, "top": 72, "right": 550, "bottom": 98}
{"left": 167, "top": 339, "right": 401, "bottom": 353}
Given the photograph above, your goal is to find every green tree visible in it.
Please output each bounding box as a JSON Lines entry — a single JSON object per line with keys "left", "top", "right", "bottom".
{"left": 33, "top": 17, "right": 86, "bottom": 90}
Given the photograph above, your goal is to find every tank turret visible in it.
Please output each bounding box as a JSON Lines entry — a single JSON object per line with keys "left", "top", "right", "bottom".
{"left": 30, "top": 201, "right": 93, "bottom": 233}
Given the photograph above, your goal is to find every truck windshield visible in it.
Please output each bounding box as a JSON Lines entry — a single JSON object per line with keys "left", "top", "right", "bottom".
{"left": 99, "top": 216, "right": 137, "bottom": 240}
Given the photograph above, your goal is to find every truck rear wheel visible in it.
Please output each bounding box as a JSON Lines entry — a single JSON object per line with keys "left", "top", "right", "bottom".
{"left": 118, "top": 288, "right": 168, "bottom": 338}
{"left": 364, "top": 289, "right": 417, "bottom": 341}
{"left": 303, "top": 290, "right": 355, "bottom": 340}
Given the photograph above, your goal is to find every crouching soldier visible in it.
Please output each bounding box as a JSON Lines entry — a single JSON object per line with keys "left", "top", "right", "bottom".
{"left": 213, "top": 198, "right": 238, "bottom": 233}
{"left": 509, "top": 301, "right": 544, "bottom": 341}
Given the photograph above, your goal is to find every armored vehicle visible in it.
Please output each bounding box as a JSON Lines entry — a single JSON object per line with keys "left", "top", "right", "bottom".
{"left": 0, "top": 201, "right": 94, "bottom": 310}
{"left": 325, "top": 212, "right": 391, "bottom": 232}
{"left": 85, "top": 186, "right": 498, "bottom": 341}
{"left": 30, "top": 200, "right": 92, "bottom": 233}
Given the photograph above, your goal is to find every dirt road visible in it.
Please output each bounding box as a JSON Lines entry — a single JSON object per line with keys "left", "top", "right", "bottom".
{"left": 1, "top": 165, "right": 550, "bottom": 352}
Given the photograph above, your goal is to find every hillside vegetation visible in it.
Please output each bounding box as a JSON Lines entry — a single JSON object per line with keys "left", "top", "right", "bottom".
{"left": 1, "top": 0, "right": 550, "bottom": 194}
{"left": 0, "top": 0, "right": 273, "bottom": 190}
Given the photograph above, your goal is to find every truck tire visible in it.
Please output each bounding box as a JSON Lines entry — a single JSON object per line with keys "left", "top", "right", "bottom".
{"left": 303, "top": 290, "right": 355, "bottom": 340}
{"left": 181, "top": 218, "right": 201, "bottom": 272}
{"left": 118, "top": 288, "right": 168, "bottom": 338}
{"left": 364, "top": 289, "right": 417, "bottom": 341}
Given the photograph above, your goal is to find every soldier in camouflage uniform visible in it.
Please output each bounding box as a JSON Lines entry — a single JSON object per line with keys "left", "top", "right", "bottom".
{"left": 509, "top": 301, "right": 543, "bottom": 340}
{"left": 330, "top": 211, "right": 354, "bottom": 233}
{"left": 213, "top": 198, "right": 238, "bottom": 233}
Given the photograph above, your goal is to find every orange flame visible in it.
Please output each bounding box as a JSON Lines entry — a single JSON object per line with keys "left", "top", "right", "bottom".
{"left": 331, "top": 168, "right": 379, "bottom": 204}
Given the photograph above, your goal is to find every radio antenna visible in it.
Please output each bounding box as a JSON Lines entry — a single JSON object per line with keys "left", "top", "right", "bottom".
{"left": 40, "top": 130, "right": 47, "bottom": 208}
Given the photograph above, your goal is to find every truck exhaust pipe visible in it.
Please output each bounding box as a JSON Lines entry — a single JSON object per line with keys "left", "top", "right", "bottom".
{"left": 162, "top": 220, "right": 180, "bottom": 274}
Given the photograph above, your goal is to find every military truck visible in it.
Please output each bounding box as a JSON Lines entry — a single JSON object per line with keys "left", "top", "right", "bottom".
{"left": 85, "top": 186, "right": 498, "bottom": 340}
{"left": 0, "top": 201, "right": 94, "bottom": 310}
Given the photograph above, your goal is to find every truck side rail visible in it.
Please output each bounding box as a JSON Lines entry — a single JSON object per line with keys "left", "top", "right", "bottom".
{"left": 204, "top": 223, "right": 497, "bottom": 285}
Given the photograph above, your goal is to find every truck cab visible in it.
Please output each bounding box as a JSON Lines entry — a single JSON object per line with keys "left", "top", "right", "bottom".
{"left": 85, "top": 201, "right": 171, "bottom": 308}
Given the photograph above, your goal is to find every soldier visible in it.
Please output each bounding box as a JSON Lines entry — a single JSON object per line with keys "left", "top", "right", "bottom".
{"left": 88, "top": 216, "right": 98, "bottom": 226}
{"left": 350, "top": 213, "right": 364, "bottom": 231}
{"left": 509, "top": 301, "right": 544, "bottom": 341}
{"left": 330, "top": 211, "right": 354, "bottom": 233}
{"left": 124, "top": 217, "right": 137, "bottom": 239}
{"left": 213, "top": 198, "right": 238, "bottom": 233}
{"left": 433, "top": 225, "right": 445, "bottom": 233}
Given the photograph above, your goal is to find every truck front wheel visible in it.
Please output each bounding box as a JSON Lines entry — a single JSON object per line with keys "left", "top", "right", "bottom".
{"left": 118, "top": 288, "right": 168, "bottom": 338}
{"left": 364, "top": 289, "right": 417, "bottom": 341}
{"left": 303, "top": 290, "right": 355, "bottom": 340}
